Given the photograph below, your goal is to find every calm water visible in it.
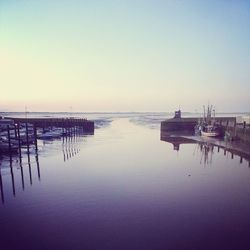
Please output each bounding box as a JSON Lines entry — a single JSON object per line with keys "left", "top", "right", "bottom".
{"left": 1, "top": 114, "right": 250, "bottom": 250}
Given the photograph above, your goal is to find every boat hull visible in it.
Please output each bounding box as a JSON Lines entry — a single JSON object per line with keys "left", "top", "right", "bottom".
{"left": 201, "top": 131, "right": 220, "bottom": 137}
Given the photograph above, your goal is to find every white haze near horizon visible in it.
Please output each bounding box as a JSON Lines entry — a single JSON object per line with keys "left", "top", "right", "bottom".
{"left": 0, "top": 1, "right": 249, "bottom": 113}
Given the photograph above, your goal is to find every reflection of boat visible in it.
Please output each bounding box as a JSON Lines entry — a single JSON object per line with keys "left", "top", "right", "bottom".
{"left": 199, "top": 143, "right": 214, "bottom": 165}
{"left": 160, "top": 129, "right": 250, "bottom": 166}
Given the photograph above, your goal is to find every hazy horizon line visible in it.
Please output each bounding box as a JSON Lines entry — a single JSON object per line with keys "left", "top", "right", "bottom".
{"left": 1, "top": 110, "right": 250, "bottom": 114}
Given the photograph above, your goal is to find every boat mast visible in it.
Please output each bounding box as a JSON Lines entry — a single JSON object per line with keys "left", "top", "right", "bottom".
{"left": 203, "top": 105, "right": 206, "bottom": 123}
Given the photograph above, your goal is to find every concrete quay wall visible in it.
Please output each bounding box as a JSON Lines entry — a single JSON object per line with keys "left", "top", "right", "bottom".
{"left": 161, "top": 117, "right": 250, "bottom": 144}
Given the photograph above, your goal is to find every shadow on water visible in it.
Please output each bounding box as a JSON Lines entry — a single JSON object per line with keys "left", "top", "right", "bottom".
{"left": 0, "top": 151, "right": 41, "bottom": 205}
{"left": 0, "top": 130, "right": 92, "bottom": 205}
{"left": 161, "top": 131, "right": 250, "bottom": 167}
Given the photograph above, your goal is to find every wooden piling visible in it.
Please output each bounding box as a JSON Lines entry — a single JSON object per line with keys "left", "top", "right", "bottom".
{"left": 7, "top": 125, "right": 11, "bottom": 153}
{"left": 14, "top": 124, "right": 17, "bottom": 139}
{"left": 20, "top": 160, "right": 25, "bottom": 190}
{"left": 36, "top": 153, "right": 40, "bottom": 180}
{"left": 28, "top": 153, "right": 32, "bottom": 185}
{"left": 0, "top": 169, "right": 4, "bottom": 204}
{"left": 17, "top": 122, "right": 22, "bottom": 157}
{"left": 25, "top": 122, "right": 30, "bottom": 153}
{"left": 33, "top": 123, "right": 38, "bottom": 151}
{"left": 10, "top": 157, "right": 16, "bottom": 196}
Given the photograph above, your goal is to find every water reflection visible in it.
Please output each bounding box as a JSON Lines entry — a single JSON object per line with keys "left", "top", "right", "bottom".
{"left": 160, "top": 131, "right": 195, "bottom": 151}
{"left": 1, "top": 117, "right": 250, "bottom": 249}
{"left": 161, "top": 132, "right": 250, "bottom": 166}
{"left": 0, "top": 152, "right": 40, "bottom": 204}
{"left": 198, "top": 143, "right": 215, "bottom": 165}
{"left": 0, "top": 131, "right": 88, "bottom": 205}
{"left": 62, "top": 132, "right": 81, "bottom": 162}
{"left": 0, "top": 166, "right": 4, "bottom": 204}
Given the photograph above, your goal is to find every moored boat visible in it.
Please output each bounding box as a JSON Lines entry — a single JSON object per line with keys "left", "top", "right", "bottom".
{"left": 196, "top": 105, "right": 223, "bottom": 137}
{"left": 200, "top": 125, "right": 221, "bottom": 137}
{"left": 37, "top": 129, "right": 62, "bottom": 139}
{"left": 0, "top": 141, "right": 19, "bottom": 153}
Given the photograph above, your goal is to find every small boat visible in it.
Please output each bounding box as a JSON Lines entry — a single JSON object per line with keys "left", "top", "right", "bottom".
{"left": 0, "top": 118, "right": 14, "bottom": 132}
{"left": 196, "top": 105, "right": 222, "bottom": 137}
{"left": 200, "top": 125, "right": 221, "bottom": 137}
{"left": 0, "top": 141, "right": 19, "bottom": 153}
{"left": 37, "top": 129, "right": 62, "bottom": 140}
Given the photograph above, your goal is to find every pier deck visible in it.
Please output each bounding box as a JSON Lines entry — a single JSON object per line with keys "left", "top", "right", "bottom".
{"left": 1, "top": 117, "right": 94, "bottom": 155}
{"left": 4, "top": 117, "right": 94, "bottom": 133}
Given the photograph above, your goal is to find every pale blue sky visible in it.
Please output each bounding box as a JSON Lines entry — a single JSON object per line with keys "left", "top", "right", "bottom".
{"left": 0, "top": 0, "right": 249, "bottom": 112}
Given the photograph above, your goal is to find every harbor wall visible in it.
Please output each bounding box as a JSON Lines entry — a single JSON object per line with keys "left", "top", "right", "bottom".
{"left": 161, "top": 117, "right": 250, "bottom": 144}
{"left": 160, "top": 118, "right": 198, "bottom": 132}
{"left": 225, "top": 125, "right": 250, "bottom": 143}
{"left": 161, "top": 117, "right": 236, "bottom": 132}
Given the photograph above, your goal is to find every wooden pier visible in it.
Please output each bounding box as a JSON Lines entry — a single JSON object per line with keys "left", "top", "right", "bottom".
{"left": 0, "top": 117, "right": 94, "bottom": 155}
{"left": 0, "top": 126, "right": 83, "bottom": 204}
{"left": 4, "top": 117, "right": 94, "bottom": 133}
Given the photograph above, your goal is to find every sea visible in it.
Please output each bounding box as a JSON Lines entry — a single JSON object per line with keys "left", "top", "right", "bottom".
{"left": 0, "top": 112, "right": 250, "bottom": 250}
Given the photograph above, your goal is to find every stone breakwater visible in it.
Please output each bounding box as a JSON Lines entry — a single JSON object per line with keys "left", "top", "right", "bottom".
{"left": 161, "top": 117, "right": 250, "bottom": 144}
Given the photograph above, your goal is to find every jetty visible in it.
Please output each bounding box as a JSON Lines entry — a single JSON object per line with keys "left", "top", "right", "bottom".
{"left": 161, "top": 110, "right": 250, "bottom": 144}
{"left": 4, "top": 117, "right": 94, "bottom": 132}
{"left": 0, "top": 117, "right": 94, "bottom": 155}
{"left": 161, "top": 110, "right": 250, "bottom": 163}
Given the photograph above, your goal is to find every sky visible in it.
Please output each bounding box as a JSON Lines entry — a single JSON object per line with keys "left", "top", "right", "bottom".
{"left": 0, "top": 0, "right": 249, "bottom": 112}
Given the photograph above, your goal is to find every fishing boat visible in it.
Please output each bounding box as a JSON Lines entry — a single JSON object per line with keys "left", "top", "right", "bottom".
{"left": 200, "top": 125, "right": 221, "bottom": 137}
{"left": 196, "top": 105, "right": 222, "bottom": 137}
